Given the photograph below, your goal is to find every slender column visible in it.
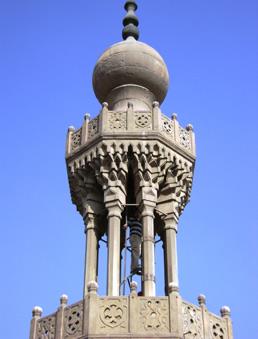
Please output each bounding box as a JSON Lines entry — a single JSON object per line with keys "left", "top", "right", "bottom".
{"left": 83, "top": 213, "right": 99, "bottom": 297}
{"left": 141, "top": 203, "right": 156, "bottom": 296}
{"left": 106, "top": 203, "right": 123, "bottom": 296}
{"left": 164, "top": 217, "right": 179, "bottom": 290}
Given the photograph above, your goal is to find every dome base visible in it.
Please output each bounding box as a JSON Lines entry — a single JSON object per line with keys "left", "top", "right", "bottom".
{"left": 106, "top": 84, "right": 155, "bottom": 111}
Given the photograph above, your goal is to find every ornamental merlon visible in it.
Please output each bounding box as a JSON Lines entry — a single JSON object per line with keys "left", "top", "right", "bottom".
{"left": 65, "top": 102, "right": 196, "bottom": 161}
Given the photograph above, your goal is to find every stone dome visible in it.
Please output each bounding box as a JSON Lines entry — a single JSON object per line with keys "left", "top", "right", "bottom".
{"left": 92, "top": 37, "right": 169, "bottom": 110}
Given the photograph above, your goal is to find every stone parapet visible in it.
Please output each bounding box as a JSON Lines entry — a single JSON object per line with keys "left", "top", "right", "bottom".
{"left": 65, "top": 103, "right": 196, "bottom": 160}
{"left": 30, "top": 295, "right": 233, "bottom": 339}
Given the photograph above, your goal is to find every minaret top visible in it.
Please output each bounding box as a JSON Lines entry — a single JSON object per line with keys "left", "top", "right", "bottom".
{"left": 122, "top": 0, "right": 139, "bottom": 40}
{"left": 92, "top": 1, "right": 169, "bottom": 111}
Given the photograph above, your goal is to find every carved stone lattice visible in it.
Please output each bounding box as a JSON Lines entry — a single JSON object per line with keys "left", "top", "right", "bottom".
{"left": 99, "top": 299, "right": 128, "bottom": 329}
{"left": 109, "top": 112, "right": 127, "bottom": 130}
{"left": 210, "top": 317, "right": 226, "bottom": 339}
{"left": 134, "top": 112, "right": 152, "bottom": 129}
{"left": 64, "top": 303, "right": 83, "bottom": 337}
{"left": 179, "top": 127, "right": 191, "bottom": 150}
{"left": 71, "top": 129, "right": 81, "bottom": 151}
{"left": 162, "top": 116, "right": 174, "bottom": 137}
{"left": 88, "top": 117, "right": 99, "bottom": 139}
{"left": 37, "top": 316, "right": 55, "bottom": 339}
{"left": 139, "top": 299, "right": 169, "bottom": 332}
{"left": 182, "top": 303, "right": 203, "bottom": 339}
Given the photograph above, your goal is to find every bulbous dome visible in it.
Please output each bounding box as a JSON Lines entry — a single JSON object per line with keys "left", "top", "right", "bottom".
{"left": 92, "top": 37, "right": 169, "bottom": 110}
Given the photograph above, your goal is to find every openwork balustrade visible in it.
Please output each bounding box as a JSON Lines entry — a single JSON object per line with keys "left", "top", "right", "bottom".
{"left": 66, "top": 102, "right": 196, "bottom": 158}
{"left": 30, "top": 291, "right": 233, "bottom": 339}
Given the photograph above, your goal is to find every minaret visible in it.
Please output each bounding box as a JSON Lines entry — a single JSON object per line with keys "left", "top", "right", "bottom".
{"left": 29, "top": 2, "right": 234, "bottom": 339}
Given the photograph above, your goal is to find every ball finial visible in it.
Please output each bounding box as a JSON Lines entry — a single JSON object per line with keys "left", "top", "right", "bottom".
{"left": 198, "top": 294, "right": 206, "bottom": 306}
{"left": 32, "top": 306, "right": 43, "bottom": 317}
{"left": 220, "top": 306, "right": 231, "bottom": 317}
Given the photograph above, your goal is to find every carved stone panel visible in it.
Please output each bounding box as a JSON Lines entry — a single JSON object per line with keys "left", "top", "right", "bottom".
{"left": 88, "top": 117, "right": 99, "bottom": 139}
{"left": 134, "top": 111, "right": 152, "bottom": 129}
{"left": 71, "top": 128, "right": 81, "bottom": 152}
{"left": 37, "top": 315, "right": 56, "bottom": 339}
{"left": 182, "top": 302, "right": 203, "bottom": 339}
{"left": 64, "top": 302, "right": 83, "bottom": 338}
{"left": 209, "top": 315, "right": 227, "bottom": 339}
{"left": 162, "top": 115, "right": 174, "bottom": 138}
{"left": 97, "top": 297, "right": 128, "bottom": 333}
{"left": 108, "top": 112, "right": 127, "bottom": 130}
{"left": 179, "top": 127, "right": 191, "bottom": 151}
{"left": 139, "top": 298, "right": 169, "bottom": 333}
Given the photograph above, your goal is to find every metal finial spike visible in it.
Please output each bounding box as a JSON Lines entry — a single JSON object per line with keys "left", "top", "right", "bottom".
{"left": 122, "top": 1, "right": 139, "bottom": 40}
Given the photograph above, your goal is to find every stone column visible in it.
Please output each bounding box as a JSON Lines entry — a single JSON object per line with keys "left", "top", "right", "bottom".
{"left": 164, "top": 216, "right": 179, "bottom": 290}
{"left": 141, "top": 202, "right": 156, "bottom": 296}
{"left": 83, "top": 213, "right": 99, "bottom": 297}
{"left": 106, "top": 202, "right": 123, "bottom": 296}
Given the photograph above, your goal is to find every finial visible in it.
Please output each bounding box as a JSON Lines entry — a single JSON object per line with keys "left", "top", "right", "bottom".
{"left": 220, "top": 306, "right": 231, "bottom": 318}
{"left": 122, "top": 1, "right": 139, "bottom": 40}
{"left": 60, "top": 294, "right": 68, "bottom": 306}
{"left": 198, "top": 294, "right": 206, "bottom": 306}
{"left": 130, "top": 281, "right": 138, "bottom": 295}
{"left": 87, "top": 280, "right": 98, "bottom": 294}
{"left": 32, "top": 306, "right": 43, "bottom": 318}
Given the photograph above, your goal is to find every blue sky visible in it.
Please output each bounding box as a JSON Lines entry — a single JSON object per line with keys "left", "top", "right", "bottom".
{"left": 0, "top": 1, "right": 257, "bottom": 338}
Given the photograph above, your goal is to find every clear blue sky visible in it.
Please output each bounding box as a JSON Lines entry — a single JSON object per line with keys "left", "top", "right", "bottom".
{"left": 0, "top": 1, "right": 257, "bottom": 338}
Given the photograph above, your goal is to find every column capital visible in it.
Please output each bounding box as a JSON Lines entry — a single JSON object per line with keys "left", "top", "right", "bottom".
{"left": 140, "top": 202, "right": 155, "bottom": 218}
{"left": 163, "top": 215, "right": 178, "bottom": 232}
{"left": 83, "top": 212, "right": 98, "bottom": 233}
{"left": 105, "top": 202, "right": 123, "bottom": 219}
{"left": 137, "top": 185, "right": 157, "bottom": 205}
